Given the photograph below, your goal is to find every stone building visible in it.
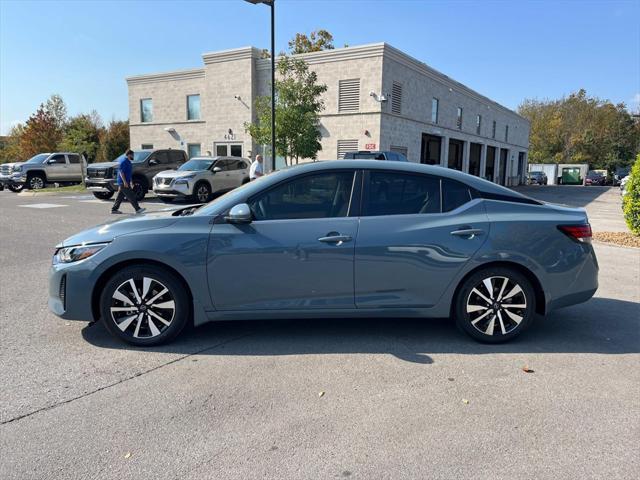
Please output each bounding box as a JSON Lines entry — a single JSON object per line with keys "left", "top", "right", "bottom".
{"left": 127, "top": 43, "right": 530, "bottom": 185}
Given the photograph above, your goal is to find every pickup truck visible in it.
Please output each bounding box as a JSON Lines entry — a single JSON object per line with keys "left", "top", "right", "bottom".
{"left": 7, "top": 153, "right": 86, "bottom": 190}
{"left": 0, "top": 162, "right": 25, "bottom": 192}
{"left": 85, "top": 149, "right": 187, "bottom": 200}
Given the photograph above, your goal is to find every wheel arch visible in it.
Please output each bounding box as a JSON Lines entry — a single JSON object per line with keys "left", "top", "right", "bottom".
{"left": 91, "top": 259, "right": 194, "bottom": 324}
{"left": 451, "top": 261, "right": 546, "bottom": 316}
{"left": 26, "top": 169, "right": 47, "bottom": 181}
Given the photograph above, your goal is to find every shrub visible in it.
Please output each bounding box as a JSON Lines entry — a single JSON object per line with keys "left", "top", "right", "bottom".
{"left": 622, "top": 154, "right": 640, "bottom": 235}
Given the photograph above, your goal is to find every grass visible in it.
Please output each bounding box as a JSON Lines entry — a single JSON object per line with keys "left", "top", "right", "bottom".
{"left": 32, "top": 184, "right": 88, "bottom": 193}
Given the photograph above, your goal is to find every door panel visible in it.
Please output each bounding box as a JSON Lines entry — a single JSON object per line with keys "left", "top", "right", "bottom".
{"left": 46, "top": 154, "right": 67, "bottom": 180}
{"left": 355, "top": 201, "right": 489, "bottom": 308}
{"left": 209, "top": 217, "right": 358, "bottom": 310}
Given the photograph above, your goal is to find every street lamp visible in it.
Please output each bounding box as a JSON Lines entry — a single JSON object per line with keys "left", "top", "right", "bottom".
{"left": 245, "top": 0, "right": 276, "bottom": 172}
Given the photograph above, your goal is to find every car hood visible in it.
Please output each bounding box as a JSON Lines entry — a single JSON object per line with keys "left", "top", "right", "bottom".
{"left": 60, "top": 210, "right": 181, "bottom": 247}
{"left": 87, "top": 162, "right": 118, "bottom": 169}
{"left": 155, "top": 170, "right": 200, "bottom": 179}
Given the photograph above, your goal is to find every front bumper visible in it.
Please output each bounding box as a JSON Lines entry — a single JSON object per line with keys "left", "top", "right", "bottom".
{"left": 85, "top": 178, "right": 116, "bottom": 193}
{"left": 1, "top": 173, "right": 25, "bottom": 186}
{"left": 49, "top": 257, "right": 101, "bottom": 321}
{"left": 153, "top": 182, "right": 191, "bottom": 197}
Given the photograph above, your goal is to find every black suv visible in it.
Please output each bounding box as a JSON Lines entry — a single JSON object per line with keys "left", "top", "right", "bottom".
{"left": 343, "top": 150, "right": 409, "bottom": 162}
{"left": 85, "top": 149, "right": 187, "bottom": 200}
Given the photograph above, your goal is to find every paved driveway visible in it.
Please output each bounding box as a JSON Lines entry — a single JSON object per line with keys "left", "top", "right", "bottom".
{"left": 0, "top": 188, "right": 638, "bottom": 480}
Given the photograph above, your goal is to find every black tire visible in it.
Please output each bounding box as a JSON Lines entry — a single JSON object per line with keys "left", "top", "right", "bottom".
{"left": 8, "top": 184, "right": 24, "bottom": 192}
{"left": 192, "top": 181, "right": 211, "bottom": 203}
{"left": 132, "top": 177, "right": 147, "bottom": 201}
{"left": 100, "top": 265, "right": 190, "bottom": 346}
{"left": 241, "top": 177, "right": 250, "bottom": 185}
{"left": 454, "top": 267, "right": 535, "bottom": 343}
{"left": 93, "top": 191, "right": 114, "bottom": 200}
{"left": 159, "top": 197, "right": 174, "bottom": 204}
{"left": 27, "top": 173, "right": 46, "bottom": 190}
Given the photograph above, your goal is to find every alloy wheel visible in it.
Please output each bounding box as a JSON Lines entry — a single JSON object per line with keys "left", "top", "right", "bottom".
{"left": 466, "top": 275, "right": 527, "bottom": 336}
{"left": 196, "top": 184, "right": 210, "bottom": 202}
{"left": 110, "top": 277, "right": 175, "bottom": 339}
{"left": 29, "top": 177, "right": 44, "bottom": 189}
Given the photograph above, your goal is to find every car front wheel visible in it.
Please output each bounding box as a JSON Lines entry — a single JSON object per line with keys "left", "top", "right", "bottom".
{"left": 454, "top": 267, "right": 535, "bottom": 343}
{"left": 192, "top": 181, "right": 211, "bottom": 203}
{"left": 93, "top": 191, "right": 114, "bottom": 200}
{"left": 100, "top": 265, "right": 190, "bottom": 346}
{"left": 27, "top": 174, "right": 46, "bottom": 190}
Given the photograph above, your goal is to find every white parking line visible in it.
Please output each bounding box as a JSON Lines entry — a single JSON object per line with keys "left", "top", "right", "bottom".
{"left": 79, "top": 199, "right": 108, "bottom": 204}
{"left": 18, "top": 203, "right": 68, "bottom": 209}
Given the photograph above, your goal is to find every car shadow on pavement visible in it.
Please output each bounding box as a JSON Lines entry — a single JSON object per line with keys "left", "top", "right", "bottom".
{"left": 514, "top": 185, "right": 613, "bottom": 208}
{"left": 81, "top": 296, "right": 639, "bottom": 364}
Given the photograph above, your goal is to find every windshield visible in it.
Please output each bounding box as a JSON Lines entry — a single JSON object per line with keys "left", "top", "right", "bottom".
{"left": 114, "top": 151, "right": 152, "bottom": 164}
{"left": 26, "top": 153, "right": 50, "bottom": 164}
{"left": 587, "top": 171, "right": 602, "bottom": 178}
{"left": 178, "top": 159, "right": 214, "bottom": 171}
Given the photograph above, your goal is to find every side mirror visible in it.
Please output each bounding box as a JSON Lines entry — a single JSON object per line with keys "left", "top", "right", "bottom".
{"left": 225, "top": 203, "right": 252, "bottom": 224}
{"left": 212, "top": 166, "right": 222, "bottom": 173}
{"left": 149, "top": 159, "right": 159, "bottom": 166}
{"left": 47, "top": 159, "right": 56, "bottom": 164}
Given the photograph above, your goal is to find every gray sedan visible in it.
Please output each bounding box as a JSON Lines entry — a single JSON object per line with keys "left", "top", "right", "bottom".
{"left": 49, "top": 160, "right": 598, "bottom": 346}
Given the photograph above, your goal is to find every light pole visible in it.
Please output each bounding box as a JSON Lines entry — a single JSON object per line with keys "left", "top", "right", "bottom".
{"left": 245, "top": 0, "right": 276, "bottom": 172}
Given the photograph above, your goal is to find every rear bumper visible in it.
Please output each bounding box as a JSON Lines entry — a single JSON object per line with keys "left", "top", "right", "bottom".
{"left": 546, "top": 243, "right": 599, "bottom": 313}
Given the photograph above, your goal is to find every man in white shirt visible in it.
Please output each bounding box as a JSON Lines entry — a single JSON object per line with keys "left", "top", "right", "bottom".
{"left": 250, "top": 154, "right": 264, "bottom": 180}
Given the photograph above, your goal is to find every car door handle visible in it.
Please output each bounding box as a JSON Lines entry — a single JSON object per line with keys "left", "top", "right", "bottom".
{"left": 450, "top": 228, "right": 484, "bottom": 238}
{"left": 318, "top": 234, "right": 352, "bottom": 244}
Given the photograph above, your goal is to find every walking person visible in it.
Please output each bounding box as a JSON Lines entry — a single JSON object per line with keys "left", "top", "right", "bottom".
{"left": 111, "top": 150, "right": 145, "bottom": 215}
{"left": 250, "top": 154, "right": 264, "bottom": 181}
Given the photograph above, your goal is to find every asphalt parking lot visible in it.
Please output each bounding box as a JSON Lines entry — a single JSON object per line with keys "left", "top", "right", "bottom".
{"left": 1, "top": 186, "right": 638, "bottom": 480}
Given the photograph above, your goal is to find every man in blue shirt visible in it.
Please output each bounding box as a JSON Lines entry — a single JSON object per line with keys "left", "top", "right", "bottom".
{"left": 112, "top": 150, "right": 145, "bottom": 214}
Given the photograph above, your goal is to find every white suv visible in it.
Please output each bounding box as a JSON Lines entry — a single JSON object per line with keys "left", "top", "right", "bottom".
{"left": 153, "top": 156, "right": 250, "bottom": 203}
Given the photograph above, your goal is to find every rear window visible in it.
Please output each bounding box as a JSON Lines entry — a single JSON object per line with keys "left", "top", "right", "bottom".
{"left": 442, "top": 179, "right": 472, "bottom": 212}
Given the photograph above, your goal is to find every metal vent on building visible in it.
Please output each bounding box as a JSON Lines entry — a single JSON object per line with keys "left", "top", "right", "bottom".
{"left": 391, "top": 82, "right": 402, "bottom": 115}
{"left": 337, "top": 139, "right": 359, "bottom": 159}
{"left": 338, "top": 79, "right": 360, "bottom": 113}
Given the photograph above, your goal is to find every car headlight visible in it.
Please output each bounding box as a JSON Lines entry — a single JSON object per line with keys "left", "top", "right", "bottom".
{"left": 174, "top": 176, "right": 193, "bottom": 185}
{"left": 53, "top": 243, "right": 109, "bottom": 265}
{"left": 13, "top": 165, "right": 22, "bottom": 172}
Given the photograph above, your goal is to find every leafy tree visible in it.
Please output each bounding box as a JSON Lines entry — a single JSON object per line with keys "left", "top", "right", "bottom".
{"left": 98, "top": 120, "right": 129, "bottom": 162}
{"left": 288, "top": 30, "right": 334, "bottom": 54}
{"left": 19, "top": 105, "right": 63, "bottom": 158}
{"left": 0, "top": 124, "right": 25, "bottom": 163}
{"left": 518, "top": 89, "right": 640, "bottom": 171}
{"left": 245, "top": 57, "right": 327, "bottom": 165}
{"left": 623, "top": 154, "right": 640, "bottom": 235}
{"left": 44, "top": 94, "right": 68, "bottom": 130}
{"left": 59, "top": 111, "right": 104, "bottom": 162}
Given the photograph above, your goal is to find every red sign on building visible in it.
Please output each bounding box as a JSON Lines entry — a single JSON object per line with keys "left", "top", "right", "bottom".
{"left": 365, "top": 143, "right": 376, "bottom": 150}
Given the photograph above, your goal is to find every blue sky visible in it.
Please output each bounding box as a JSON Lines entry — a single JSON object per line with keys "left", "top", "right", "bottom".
{"left": 1, "top": 0, "right": 639, "bottom": 134}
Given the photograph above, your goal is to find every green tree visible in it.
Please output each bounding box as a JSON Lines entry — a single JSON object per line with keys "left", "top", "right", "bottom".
{"left": 245, "top": 57, "right": 327, "bottom": 165}
{"left": 98, "top": 120, "right": 129, "bottom": 162}
{"left": 44, "top": 94, "right": 68, "bottom": 130}
{"left": 518, "top": 89, "right": 640, "bottom": 171}
{"left": 0, "top": 123, "right": 25, "bottom": 163}
{"left": 59, "top": 111, "right": 104, "bottom": 162}
{"left": 288, "top": 30, "right": 334, "bottom": 54}
{"left": 19, "top": 105, "right": 63, "bottom": 158}
{"left": 623, "top": 154, "right": 640, "bottom": 235}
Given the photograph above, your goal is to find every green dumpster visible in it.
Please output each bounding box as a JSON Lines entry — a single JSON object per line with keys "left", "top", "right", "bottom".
{"left": 561, "top": 167, "right": 582, "bottom": 185}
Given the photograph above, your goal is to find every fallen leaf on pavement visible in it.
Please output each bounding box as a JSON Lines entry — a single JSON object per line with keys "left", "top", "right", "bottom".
{"left": 522, "top": 366, "right": 535, "bottom": 373}
{"left": 318, "top": 391, "right": 325, "bottom": 397}
{"left": 124, "top": 452, "right": 132, "bottom": 459}
{"left": 462, "top": 399, "right": 469, "bottom": 404}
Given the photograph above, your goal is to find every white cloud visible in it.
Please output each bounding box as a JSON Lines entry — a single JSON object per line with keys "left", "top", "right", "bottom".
{"left": 630, "top": 93, "right": 640, "bottom": 107}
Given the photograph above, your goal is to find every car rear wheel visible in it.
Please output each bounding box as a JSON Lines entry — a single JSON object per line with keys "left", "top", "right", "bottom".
{"left": 93, "top": 191, "right": 114, "bottom": 200}
{"left": 132, "top": 177, "right": 146, "bottom": 201}
{"left": 454, "top": 267, "right": 535, "bottom": 343}
{"left": 100, "top": 265, "right": 189, "bottom": 346}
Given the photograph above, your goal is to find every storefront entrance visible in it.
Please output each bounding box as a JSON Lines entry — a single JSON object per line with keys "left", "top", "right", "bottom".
{"left": 420, "top": 134, "right": 441, "bottom": 165}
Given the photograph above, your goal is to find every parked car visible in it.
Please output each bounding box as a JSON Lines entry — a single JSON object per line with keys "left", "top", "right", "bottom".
{"left": 0, "top": 162, "right": 25, "bottom": 192}
{"left": 153, "top": 156, "right": 250, "bottom": 203}
{"left": 614, "top": 167, "right": 631, "bottom": 186}
{"left": 85, "top": 149, "right": 187, "bottom": 201}
{"left": 8, "top": 153, "right": 85, "bottom": 190}
{"left": 620, "top": 175, "right": 630, "bottom": 195}
{"left": 49, "top": 160, "right": 598, "bottom": 347}
{"left": 527, "top": 171, "right": 547, "bottom": 185}
{"left": 343, "top": 151, "right": 408, "bottom": 161}
{"left": 585, "top": 171, "right": 606, "bottom": 186}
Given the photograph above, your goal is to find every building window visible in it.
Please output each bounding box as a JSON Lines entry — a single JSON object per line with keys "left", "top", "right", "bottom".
{"left": 476, "top": 115, "right": 482, "bottom": 135}
{"left": 187, "top": 94, "right": 200, "bottom": 120}
{"left": 338, "top": 78, "right": 360, "bottom": 113}
{"left": 337, "top": 139, "right": 358, "bottom": 159}
{"left": 391, "top": 82, "right": 402, "bottom": 115}
{"left": 456, "top": 107, "right": 463, "bottom": 130}
{"left": 492, "top": 120, "right": 497, "bottom": 139}
{"left": 188, "top": 144, "right": 201, "bottom": 158}
{"left": 431, "top": 98, "right": 439, "bottom": 123}
{"left": 505, "top": 125, "right": 509, "bottom": 142}
{"left": 140, "top": 98, "right": 153, "bottom": 123}
{"left": 141, "top": 144, "right": 153, "bottom": 150}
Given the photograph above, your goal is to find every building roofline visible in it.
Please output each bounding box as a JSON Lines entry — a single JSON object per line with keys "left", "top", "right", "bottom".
{"left": 126, "top": 68, "right": 205, "bottom": 85}
{"left": 202, "top": 46, "right": 262, "bottom": 65}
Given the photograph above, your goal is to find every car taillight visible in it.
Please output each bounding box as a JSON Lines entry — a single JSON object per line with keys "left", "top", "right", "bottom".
{"left": 558, "top": 224, "right": 592, "bottom": 243}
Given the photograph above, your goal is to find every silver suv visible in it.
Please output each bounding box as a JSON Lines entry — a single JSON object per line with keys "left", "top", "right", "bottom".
{"left": 153, "top": 156, "right": 250, "bottom": 203}
{"left": 10, "top": 153, "right": 86, "bottom": 190}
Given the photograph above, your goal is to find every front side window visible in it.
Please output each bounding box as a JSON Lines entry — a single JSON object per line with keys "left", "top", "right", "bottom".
{"left": 187, "top": 95, "right": 200, "bottom": 120}
{"left": 363, "top": 171, "right": 440, "bottom": 216}
{"left": 140, "top": 98, "right": 153, "bottom": 123}
{"left": 49, "top": 154, "right": 66, "bottom": 164}
{"left": 431, "top": 98, "right": 439, "bottom": 123}
{"left": 249, "top": 171, "right": 354, "bottom": 221}
{"left": 442, "top": 178, "right": 472, "bottom": 212}
{"left": 456, "top": 107, "right": 463, "bottom": 130}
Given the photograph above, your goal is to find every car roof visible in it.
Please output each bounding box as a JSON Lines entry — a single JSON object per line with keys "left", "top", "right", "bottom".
{"left": 275, "top": 160, "right": 532, "bottom": 199}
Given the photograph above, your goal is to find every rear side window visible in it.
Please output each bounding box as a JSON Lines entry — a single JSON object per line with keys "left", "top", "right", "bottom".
{"left": 363, "top": 171, "right": 440, "bottom": 216}
{"left": 442, "top": 179, "right": 472, "bottom": 212}
{"left": 154, "top": 152, "right": 170, "bottom": 164}
{"left": 68, "top": 154, "right": 80, "bottom": 164}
